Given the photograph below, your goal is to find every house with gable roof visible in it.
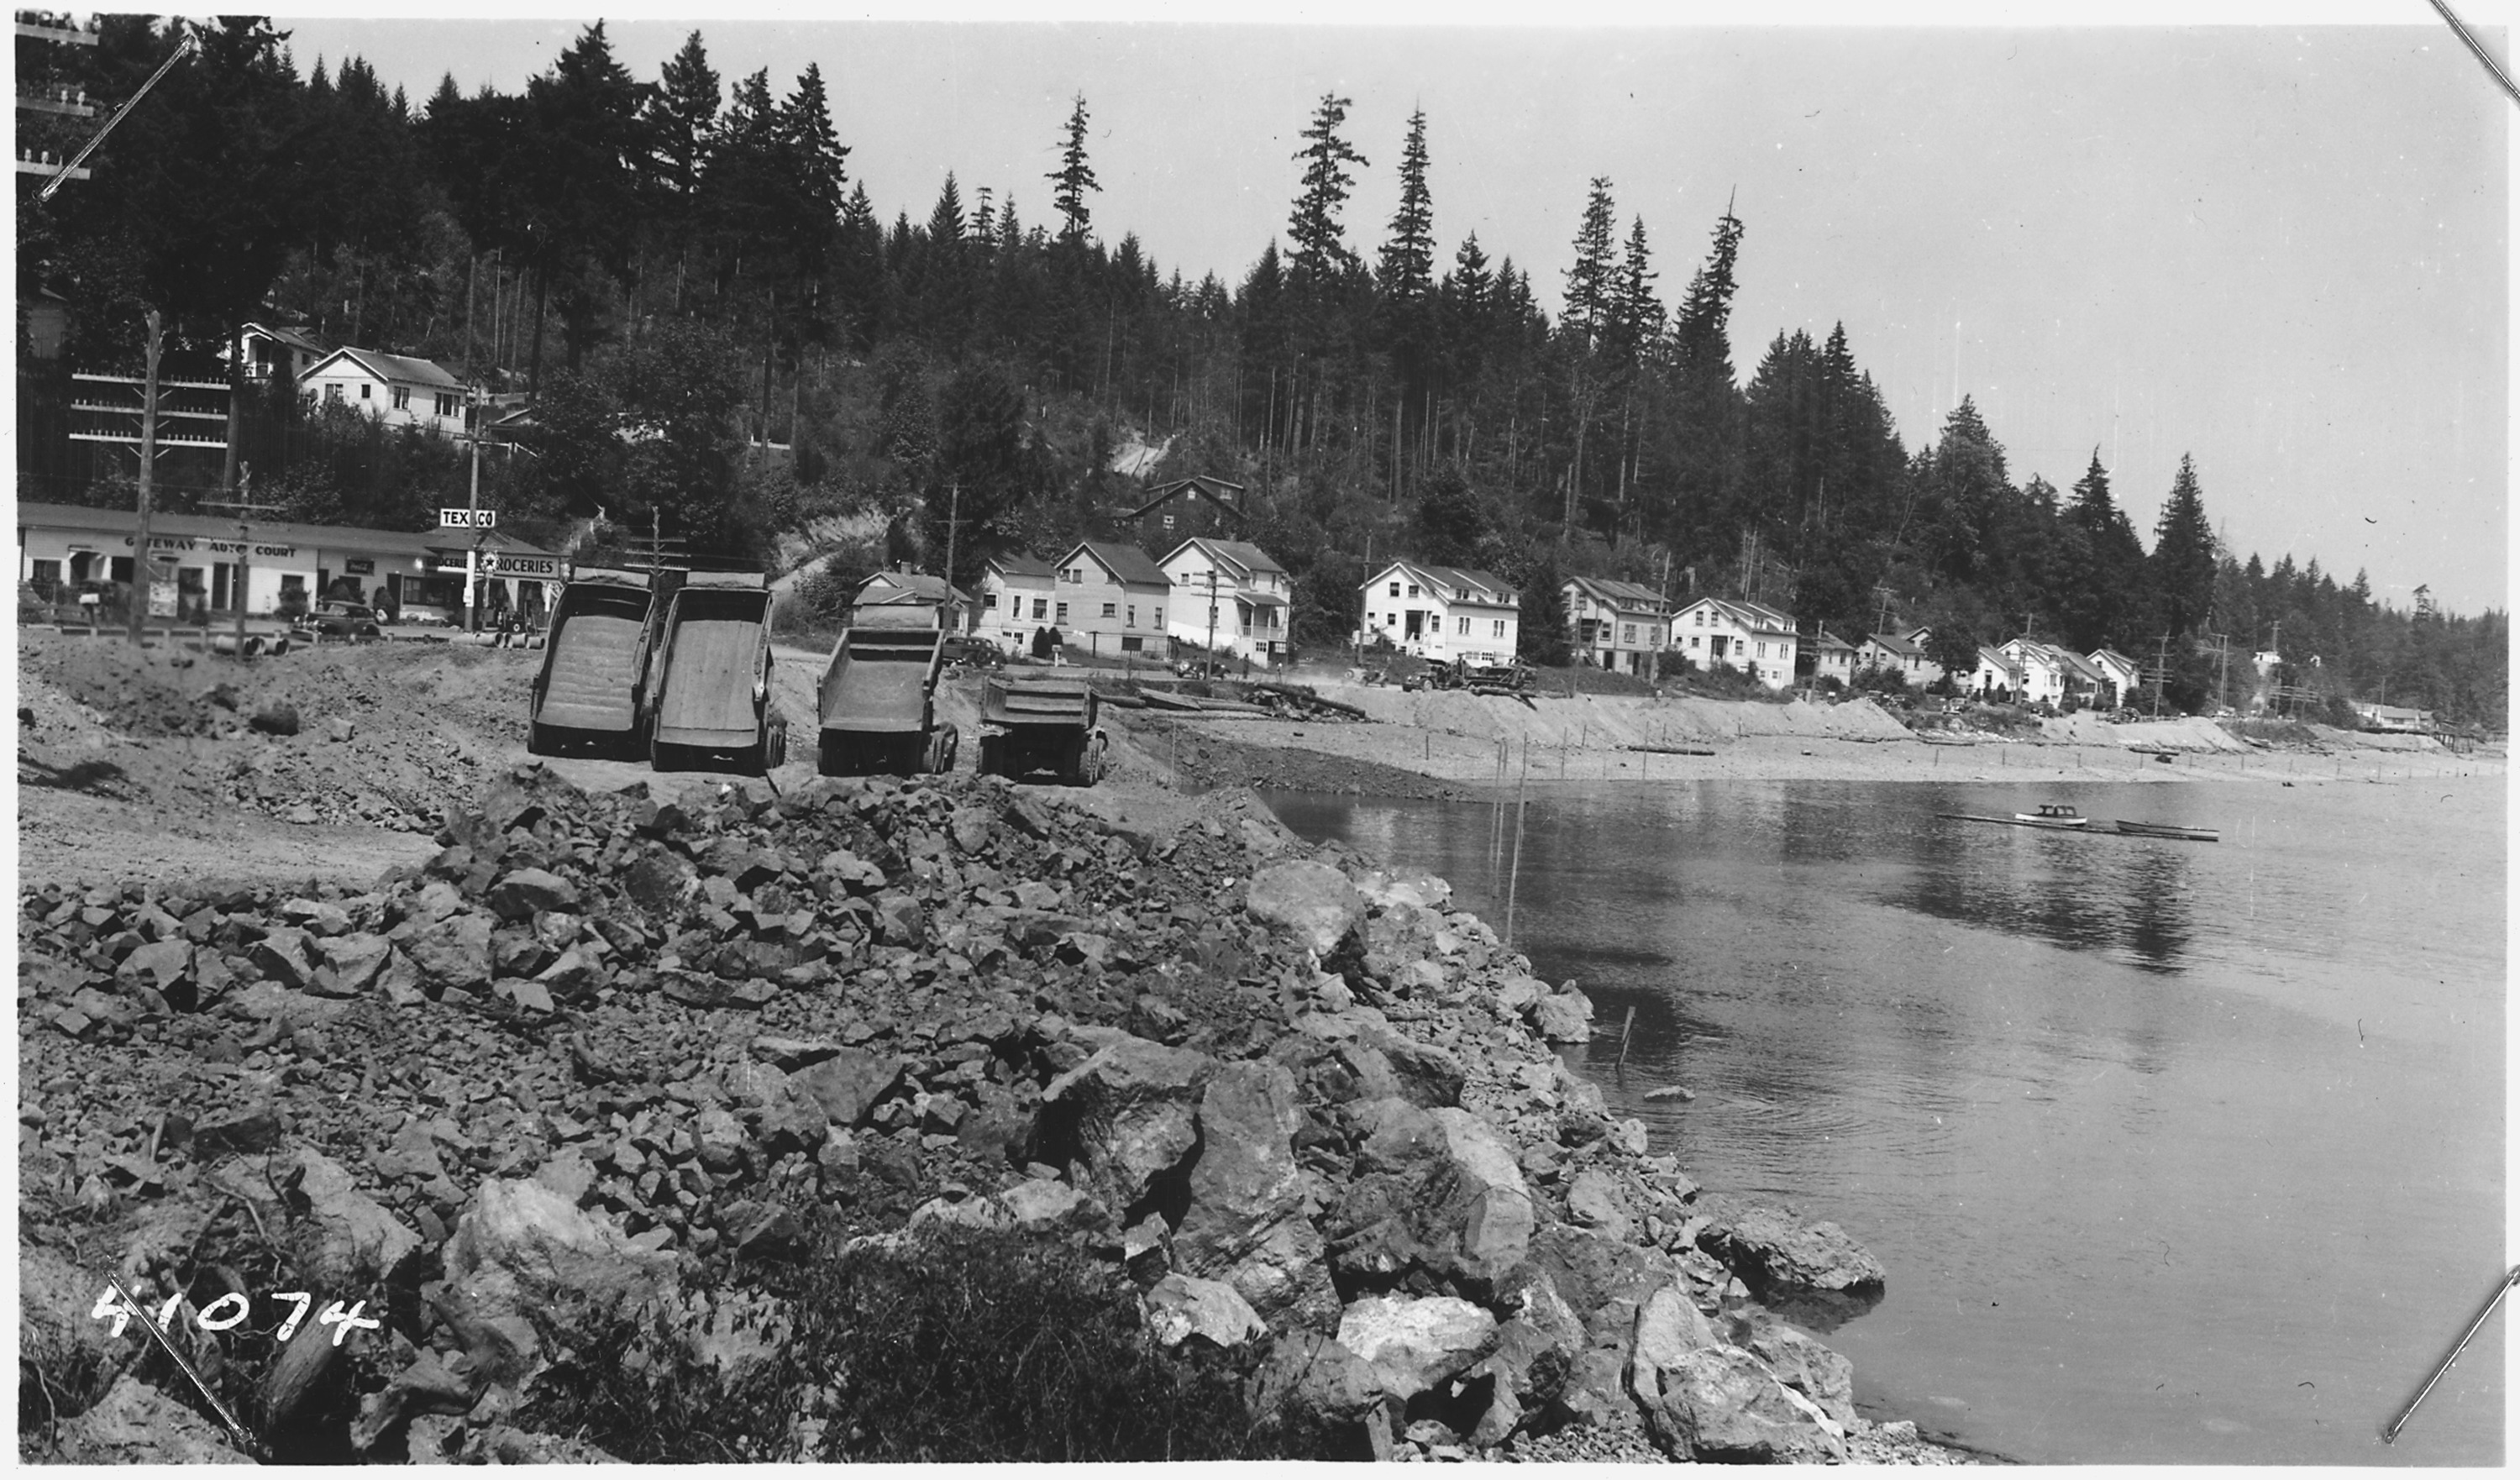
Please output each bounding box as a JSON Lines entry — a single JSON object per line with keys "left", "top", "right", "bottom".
{"left": 1969, "top": 645, "right": 2026, "bottom": 701}
{"left": 1855, "top": 625, "right": 1947, "bottom": 688}
{"left": 1805, "top": 627, "right": 1857, "bottom": 687}
{"left": 977, "top": 552, "right": 1058, "bottom": 652}
{"left": 1160, "top": 536, "right": 1294, "bottom": 664}
{"left": 1562, "top": 574, "right": 1672, "bottom": 674}
{"left": 299, "top": 345, "right": 472, "bottom": 436}
{"left": 1121, "top": 475, "right": 1248, "bottom": 551}
{"left": 1358, "top": 560, "right": 1520, "bottom": 664}
{"left": 1049, "top": 539, "right": 1172, "bottom": 658}
{"left": 1670, "top": 596, "right": 1800, "bottom": 691}
{"left": 851, "top": 569, "right": 974, "bottom": 632}
{"left": 2088, "top": 648, "right": 2141, "bottom": 707}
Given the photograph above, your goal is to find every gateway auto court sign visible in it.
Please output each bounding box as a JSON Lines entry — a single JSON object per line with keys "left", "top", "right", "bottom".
{"left": 124, "top": 533, "right": 299, "bottom": 559}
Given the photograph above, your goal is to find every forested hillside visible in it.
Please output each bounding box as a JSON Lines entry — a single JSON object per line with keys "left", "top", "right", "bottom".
{"left": 17, "top": 18, "right": 2504, "bottom": 726}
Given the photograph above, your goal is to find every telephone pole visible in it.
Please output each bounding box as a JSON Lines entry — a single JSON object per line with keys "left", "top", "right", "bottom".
{"left": 200, "top": 465, "right": 281, "bottom": 659}
{"left": 1205, "top": 564, "right": 1221, "bottom": 670}
{"left": 942, "top": 481, "right": 961, "bottom": 627}
{"left": 127, "top": 309, "right": 163, "bottom": 646}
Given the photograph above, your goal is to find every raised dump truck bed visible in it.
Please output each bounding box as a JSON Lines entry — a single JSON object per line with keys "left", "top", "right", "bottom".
{"left": 977, "top": 676, "right": 1106, "bottom": 785}
{"left": 816, "top": 606, "right": 958, "bottom": 775}
{"left": 529, "top": 567, "right": 659, "bottom": 758}
{"left": 648, "top": 571, "right": 783, "bottom": 774}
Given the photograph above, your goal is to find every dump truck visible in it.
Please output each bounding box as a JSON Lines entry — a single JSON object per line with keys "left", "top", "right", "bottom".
{"left": 976, "top": 676, "right": 1107, "bottom": 785}
{"left": 816, "top": 605, "right": 959, "bottom": 775}
{"left": 528, "top": 566, "right": 662, "bottom": 758}
{"left": 647, "top": 571, "right": 785, "bottom": 775}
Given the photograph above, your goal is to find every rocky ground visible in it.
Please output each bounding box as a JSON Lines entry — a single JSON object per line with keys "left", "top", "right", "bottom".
{"left": 17, "top": 632, "right": 1986, "bottom": 1463}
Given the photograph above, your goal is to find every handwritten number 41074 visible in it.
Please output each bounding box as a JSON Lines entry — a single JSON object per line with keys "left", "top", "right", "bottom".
{"left": 93, "top": 1287, "right": 381, "bottom": 1346}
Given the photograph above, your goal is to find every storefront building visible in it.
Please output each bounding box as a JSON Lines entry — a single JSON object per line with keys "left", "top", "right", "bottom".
{"left": 17, "top": 501, "right": 561, "bottom": 623}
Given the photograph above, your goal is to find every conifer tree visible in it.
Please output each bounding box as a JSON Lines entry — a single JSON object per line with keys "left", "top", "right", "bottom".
{"left": 1562, "top": 177, "right": 1617, "bottom": 348}
{"left": 1287, "top": 93, "right": 1368, "bottom": 286}
{"left": 1048, "top": 93, "right": 1098, "bottom": 244}
{"left": 1377, "top": 108, "right": 1435, "bottom": 302}
{"left": 649, "top": 30, "right": 719, "bottom": 202}
{"left": 1609, "top": 214, "right": 1662, "bottom": 361}
{"left": 2149, "top": 453, "right": 2218, "bottom": 637}
{"left": 1672, "top": 200, "right": 1745, "bottom": 376}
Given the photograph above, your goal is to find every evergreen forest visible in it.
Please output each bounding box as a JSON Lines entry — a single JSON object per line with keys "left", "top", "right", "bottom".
{"left": 15, "top": 18, "right": 2504, "bottom": 727}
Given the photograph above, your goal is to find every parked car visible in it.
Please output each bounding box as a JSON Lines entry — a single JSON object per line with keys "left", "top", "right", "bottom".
{"left": 939, "top": 633, "right": 1005, "bottom": 669}
{"left": 297, "top": 601, "right": 382, "bottom": 639}
{"left": 396, "top": 605, "right": 455, "bottom": 627}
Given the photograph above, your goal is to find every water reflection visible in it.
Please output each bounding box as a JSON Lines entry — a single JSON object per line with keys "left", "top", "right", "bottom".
{"left": 1887, "top": 821, "right": 2195, "bottom": 974}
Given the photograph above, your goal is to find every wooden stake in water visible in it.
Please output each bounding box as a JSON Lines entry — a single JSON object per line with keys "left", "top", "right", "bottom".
{"left": 1614, "top": 1005, "right": 1636, "bottom": 1074}
{"left": 1504, "top": 745, "right": 1530, "bottom": 947}
{"left": 2382, "top": 1264, "right": 2520, "bottom": 1443}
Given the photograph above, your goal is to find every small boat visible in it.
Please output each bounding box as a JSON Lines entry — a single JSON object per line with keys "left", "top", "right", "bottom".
{"left": 1936, "top": 806, "right": 2092, "bottom": 831}
{"left": 2111, "top": 819, "right": 2221, "bottom": 843}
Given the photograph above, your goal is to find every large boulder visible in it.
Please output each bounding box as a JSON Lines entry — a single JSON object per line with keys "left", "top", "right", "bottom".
{"left": 1323, "top": 1100, "right": 1535, "bottom": 1299}
{"left": 1171, "top": 1059, "right": 1332, "bottom": 1323}
{"left": 287, "top": 1147, "right": 424, "bottom": 1288}
{"left": 1246, "top": 860, "right": 1367, "bottom": 956}
{"left": 403, "top": 911, "right": 492, "bottom": 993}
{"left": 1335, "top": 1292, "right": 1499, "bottom": 1402}
{"left": 1694, "top": 1200, "right": 1886, "bottom": 1327}
{"left": 1530, "top": 984, "right": 1595, "bottom": 1043}
{"left": 436, "top": 1178, "right": 678, "bottom": 1383}
{"left": 1463, "top": 1266, "right": 1588, "bottom": 1446}
{"left": 1727, "top": 1309, "right": 1857, "bottom": 1428}
{"left": 1636, "top": 1344, "right": 1848, "bottom": 1463}
{"left": 1034, "top": 1031, "right": 1216, "bottom": 1212}
{"left": 1143, "top": 1273, "right": 1266, "bottom": 1351}
{"left": 787, "top": 1049, "right": 902, "bottom": 1128}
{"left": 1247, "top": 1331, "right": 1388, "bottom": 1453}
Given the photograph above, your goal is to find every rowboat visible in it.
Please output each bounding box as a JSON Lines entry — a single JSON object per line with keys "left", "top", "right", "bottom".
{"left": 2110, "top": 819, "right": 2221, "bottom": 842}
{"left": 1936, "top": 805, "right": 2091, "bottom": 831}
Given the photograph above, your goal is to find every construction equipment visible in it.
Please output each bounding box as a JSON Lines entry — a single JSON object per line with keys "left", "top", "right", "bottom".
{"left": 528, "top": 566, "right": 661, "bottom": 758}
{"left": 977, "top": 676, "right": 1107, "bottom": 785}
{"left": 816, "top": 606, "right": 959, "bottom": 776}
{"left": 648, "top": 571, "right": 784, "bottom": 775}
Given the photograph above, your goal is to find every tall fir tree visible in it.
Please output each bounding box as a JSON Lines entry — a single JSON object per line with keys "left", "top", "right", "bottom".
{"left": 648, "top": 30, "right": 718, "bottom": 203}
{"left": 1672, "top": 200, "right": 1745, "bottom": 377}
{"left": 2149, "top": 453, "right": 2218, "bottom": 638}
{"left": 1286, "top": 93, "right": 1368, "bottom": 286}
{"left": 1048, "top": 93, "right": 1098, "bottom": 244}
{"left": 1562, "top": 177, "right": 1618, "bottom": 348}
{"left": 1376, "top": 108, "right": 1435, "bottom": 302}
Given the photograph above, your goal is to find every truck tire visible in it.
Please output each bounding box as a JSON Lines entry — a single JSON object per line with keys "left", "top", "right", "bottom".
{"left": 927, "top": 724, "right": 960, "bottom": 774}
{"left": 528, "top": 721, "right": 554, "bottom": 757}
{"left": 1069, "top": 733, "right": 1106, "bottom": 787}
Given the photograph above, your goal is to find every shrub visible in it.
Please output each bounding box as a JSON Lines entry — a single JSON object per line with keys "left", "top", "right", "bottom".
{"left": 518, "top": 1225, "right": 1289, "bottom": 1464}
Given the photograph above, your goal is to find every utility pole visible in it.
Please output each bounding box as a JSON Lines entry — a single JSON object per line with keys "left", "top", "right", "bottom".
{"left": 1205, "top": 564, "right": 1221, "bottom": 670}
{"left": 465, "top": 385, "right": 485, "bottom": 635}
{"left": 942, "top": 481, "right": 961, "bottom": 627}
{"left": 201, "top": 465, "right": 281, "bottom": 659}
{"left": 127, "top": 308, "right": 163, "bottom": 646}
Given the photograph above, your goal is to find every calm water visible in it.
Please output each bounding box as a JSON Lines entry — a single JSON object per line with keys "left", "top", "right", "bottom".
{"left": 1267, "top": 778, "right": 2505, "bottom": 1465}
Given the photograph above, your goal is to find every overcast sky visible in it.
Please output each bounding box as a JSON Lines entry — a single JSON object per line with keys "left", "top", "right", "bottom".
{"left": 270, "top": 4, "right": 2512, "bottom": 619}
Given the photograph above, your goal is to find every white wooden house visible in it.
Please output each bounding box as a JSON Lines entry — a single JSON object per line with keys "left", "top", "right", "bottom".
{"left": 1562, "top": 575, "right": 1670, "bottom": 674}
{"left": 1358, "top": 560, "right": 1520, "bottom": 664}
{"left": 1969, "top": 645, "right": 2026, "bottom": 701}
{"left": 852, "top": 569, "right": 973, "bottom": 632}
{"left": 2089, "top": 648, "right": 2141, "bottom": 706}
{"left": 1669, "top": 597, "right": 1800, "bottom": 690}
{"left": 300, "top": 347, "right": 471, "bottom": 436}
{"left": 1806, "top": 627, "right": 1857, "bottom": 687}
{"left": 1048, "top": 540, "right": 1171, "bottom": 658}
{"left": 1856, "top": 626, "right": 1946, "bottom": 688}
{"left": 978, "top": 553, "right": 1058, "bottom": 652}
{"left": 1160, "top": 537, "right": 1293, "bottom": 664}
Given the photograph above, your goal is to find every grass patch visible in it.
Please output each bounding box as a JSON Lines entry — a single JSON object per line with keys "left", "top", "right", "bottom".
{"left": 519, "top": 1224, "right": 1295, "bottom": 1463}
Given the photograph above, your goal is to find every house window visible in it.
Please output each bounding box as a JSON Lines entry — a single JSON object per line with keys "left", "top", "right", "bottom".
{"left": 325, "top": 383, "right": 343, "bottom": 402}
{"left": 1691, "top": 635, "right": 1701, "bottom": 648}
{"left": 1457, "top": 617, "right": 1469, "bottom": 635}
{"left": 1389, "top": 582, "right": 1400, "bottom": 598}
{"left": 391, "top": 386, "right": 410, "bottom": 411}
{"left": 1121, "top": 634, "right": 1143, "bottom": 652}
{"left": 1694, "top": 610, "right": 1704, "bottom": 626}
{"left": 1163, "top": 514, "right": 1175, "bottom": 529}
{"left": 360, "top": 382, "right": 372, "bottom": 400}
{"left": 1055, "top": 602, "right": 1068, "bottom": 624}
{"left": 1100, "top": 602, "right": 1116, "bottom": 618}
{"left": 984, "top": 593, "right": 999, "bottom": 609}
{"left": 1622, "top": 623, "right": 1635, "bottom": 644}
{"left": 1031, "top": 598, "right": 1047, "bottom": 620}
{"left": 1406, "top": 584, "right": 1420, "bottom": 598}
{"left": 1757, "top": 643, "right": 1767, "bottom": 659}
{"left": 1126, "top": 606, "right": 1135, "bottom": 627}
{"left": 1494, "top": 620, "right": 1506, "bottom": 638}
{"left": 30, "top": 559, "right": 59, "bottom": 590}
{"left": 1154, "top": 608, "right": 1162, "bottom": 627}
{"left": 435, "top": 393, "right": 457, "bottom": 417}
{"left": 1386, "top": 613, "right": 1398, "bottom": 627}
